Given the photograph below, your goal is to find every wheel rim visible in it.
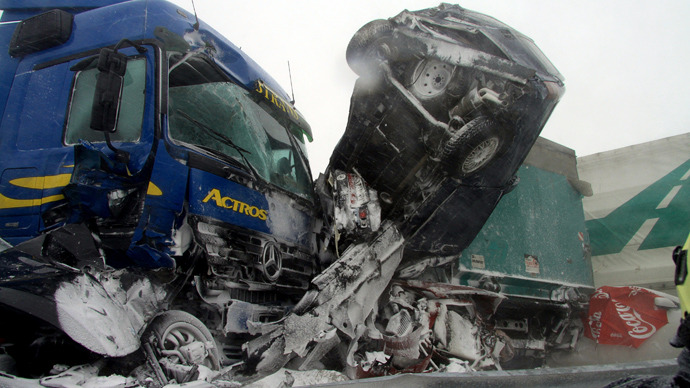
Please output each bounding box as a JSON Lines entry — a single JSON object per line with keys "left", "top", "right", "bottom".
{"left": 411, "top": 59, "right": 452, "bottom": 100}
{"left": 159, "top": 322, "right": 217, "bottom": 369}
{"left": 461, "top": 137, "right": 500, "bottom": 174}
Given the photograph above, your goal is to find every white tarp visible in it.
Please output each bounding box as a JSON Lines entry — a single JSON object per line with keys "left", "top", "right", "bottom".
{"left": 577, "top": 133, "right": 690, "bottom": 292}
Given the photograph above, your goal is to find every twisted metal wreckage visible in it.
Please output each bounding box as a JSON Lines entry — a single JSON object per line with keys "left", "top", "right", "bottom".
{"left": 0, "top": 2, "right": 582, "bottom": 387}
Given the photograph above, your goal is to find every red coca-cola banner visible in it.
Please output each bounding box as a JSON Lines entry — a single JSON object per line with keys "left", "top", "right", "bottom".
{"left": 584, "top": 286, "right": 669, "bottom": 348}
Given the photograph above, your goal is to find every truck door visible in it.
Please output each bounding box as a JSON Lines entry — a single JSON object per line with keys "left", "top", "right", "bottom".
{"left": 0, "top": 45, "right": 158, "bottom": 245}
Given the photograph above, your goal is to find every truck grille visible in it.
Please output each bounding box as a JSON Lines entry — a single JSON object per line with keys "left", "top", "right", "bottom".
{"left": 190, "top": 216, "right": 316, "bottom": 293}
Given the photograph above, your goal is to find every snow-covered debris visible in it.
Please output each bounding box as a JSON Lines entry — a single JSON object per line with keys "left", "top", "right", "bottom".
{"left": 0, "top": 1, "right": 572, "bottom": 386}
{"left": 54, "top": 271, "right": 167, "bottom": 357}
{"left": 332, "top": 170, "right": 382, "bottom": 238}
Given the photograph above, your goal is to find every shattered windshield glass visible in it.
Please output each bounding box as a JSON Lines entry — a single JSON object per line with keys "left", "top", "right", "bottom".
{"left": 3, "top": 2, "right": 689, "bottom": 387}
{"left": 167, "top": 55, "right": 313, "bottom": 198}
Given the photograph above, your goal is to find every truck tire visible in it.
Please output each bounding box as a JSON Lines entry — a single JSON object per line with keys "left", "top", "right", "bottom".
{"left": 146, "top": 310, "right": 221, "bottom": 373}
{"left": 346, "top": 19, "right": 394, "bottom": 75}
{"left": 441, "top": 116, "right": 510, "bottom": 177}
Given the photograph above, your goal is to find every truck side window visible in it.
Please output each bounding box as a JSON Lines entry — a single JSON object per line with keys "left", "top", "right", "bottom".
{"left": 64, "top": 57, "right": 146, "bottom": 144}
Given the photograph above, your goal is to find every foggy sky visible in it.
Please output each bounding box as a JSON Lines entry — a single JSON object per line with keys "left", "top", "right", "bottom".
{"left": 169, "top": 0, "right": 690, "bottom": 176}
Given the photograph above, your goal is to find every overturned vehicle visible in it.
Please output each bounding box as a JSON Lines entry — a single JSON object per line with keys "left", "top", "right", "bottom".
{"left": 0, "top": 1, "right": 585, "bottom": 386}
{"left": 317, "top": 3, "right": 590, "bottom": 372}
{"left": 331, "top": 3, "right": 566, "bottom": 255}
{"left": 227, "top": 3, "right": 585, "bottom": 381}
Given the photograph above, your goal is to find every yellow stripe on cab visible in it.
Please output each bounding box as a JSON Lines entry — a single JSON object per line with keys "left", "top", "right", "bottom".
{"left": 0, "top": 193, "right": 65, "bottom": 209}
{"left": 147, "top": 182, "right": 163, "bottom": 196}
{"left": 9, "top": 173, "right": 72, "bottom": 189}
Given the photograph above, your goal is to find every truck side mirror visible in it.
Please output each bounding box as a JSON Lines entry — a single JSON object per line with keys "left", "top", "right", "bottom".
{"left": 90, "top": 48, "right": 127, "bottom": 133}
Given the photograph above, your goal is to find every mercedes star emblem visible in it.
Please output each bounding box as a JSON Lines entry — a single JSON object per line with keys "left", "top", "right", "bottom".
{"left": 261, "top": 242, "right": 282, "bottom": 282}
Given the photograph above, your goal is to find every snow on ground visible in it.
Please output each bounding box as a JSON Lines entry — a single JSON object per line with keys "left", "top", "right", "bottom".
{"left": 242, "top": 368, "right": 348, "bottom": 388}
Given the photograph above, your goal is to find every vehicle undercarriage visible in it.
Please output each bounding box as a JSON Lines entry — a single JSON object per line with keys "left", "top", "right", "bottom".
{"left": 0, "top": 3, "right": 582, "bottom": 387}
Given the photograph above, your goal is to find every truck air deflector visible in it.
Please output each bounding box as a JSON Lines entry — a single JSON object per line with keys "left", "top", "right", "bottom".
{"left": 8, "top": 9, "right": 73, "bottom": 57}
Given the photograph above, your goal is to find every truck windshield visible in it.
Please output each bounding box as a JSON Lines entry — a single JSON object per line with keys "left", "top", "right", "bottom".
{"left": 167, "top": 57, "right": 312, "bottom": 199}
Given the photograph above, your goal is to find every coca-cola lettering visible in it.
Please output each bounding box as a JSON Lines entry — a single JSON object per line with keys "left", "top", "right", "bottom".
{"left": 628, "top": 287, "right": 643, "bottom": 297}
{"left": 592, "top": 288, "right": 610, "bottom": 300}
{"left": 613, "top": 302, "right": 656, "bottom": 339}
{"left": 588, "top": 311, "right": 602, "bottom": 339}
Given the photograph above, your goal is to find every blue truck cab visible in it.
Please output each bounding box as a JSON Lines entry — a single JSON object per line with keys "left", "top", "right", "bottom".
{"left": 0, "top": 0, "right": 318, "bottom": 366}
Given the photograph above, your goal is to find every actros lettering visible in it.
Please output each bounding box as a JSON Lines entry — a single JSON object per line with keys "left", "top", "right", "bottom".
{"left": 202, "top": 188, "right": 268, "bottom": 221}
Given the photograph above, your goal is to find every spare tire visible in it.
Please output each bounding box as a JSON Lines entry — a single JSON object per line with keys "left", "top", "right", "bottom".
{"left": 441, "top": 116, "right": 511, "bottom": 177}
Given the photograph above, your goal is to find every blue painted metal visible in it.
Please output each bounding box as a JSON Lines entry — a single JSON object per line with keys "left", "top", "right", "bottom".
{"left": 0, "top": 0, "right": 315, "bottom": 261}
{"left": 189, "top": 170, "right": 272, "bottom": 236}
{"left": 0, "top": 0, "right": 128, "bottom": 8}
{"left": 0, "top": 0, "right": 132, "bottom": 22}
{"left": 1, "top": 0, "right": 297, "bottom": 114}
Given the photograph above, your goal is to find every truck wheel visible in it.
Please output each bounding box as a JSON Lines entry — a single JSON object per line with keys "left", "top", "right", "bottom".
{"left": 146, "top": 310, "right": 221, "bottom": 375}
{"left": 441, "top": 116, "right": 510, "bottom": 177}
{"left": 346, "top": 19, "right": 394, "bottom": 75}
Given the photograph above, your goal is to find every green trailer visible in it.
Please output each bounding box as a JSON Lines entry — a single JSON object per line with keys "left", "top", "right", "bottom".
{"left": 456, "top": 137, "right": 595, "bottom": 367}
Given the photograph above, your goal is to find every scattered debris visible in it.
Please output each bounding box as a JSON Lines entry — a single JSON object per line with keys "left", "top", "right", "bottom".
{"left": 0, "top": 1, "right": 583, "bottom": 387}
